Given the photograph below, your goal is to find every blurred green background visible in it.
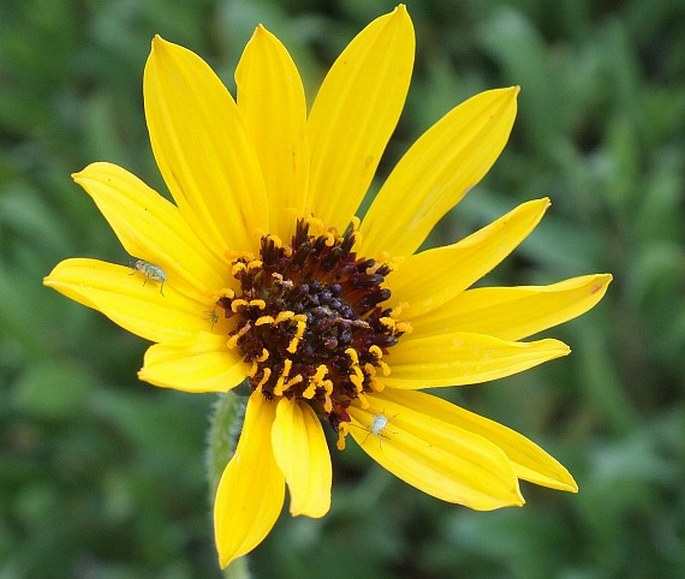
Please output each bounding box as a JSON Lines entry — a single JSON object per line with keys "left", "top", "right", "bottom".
{"left": 2, "top": 0, "right": 684, "bottom": 577}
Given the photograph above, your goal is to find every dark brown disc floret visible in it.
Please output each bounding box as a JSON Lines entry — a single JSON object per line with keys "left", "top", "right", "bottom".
{"left": 216, "top": 219, "right": 408, "bottom": 430}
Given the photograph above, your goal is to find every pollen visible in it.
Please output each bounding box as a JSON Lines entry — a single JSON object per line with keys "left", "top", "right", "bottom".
{"left": 215, "top": 219, "right": 407, "bottom": 431}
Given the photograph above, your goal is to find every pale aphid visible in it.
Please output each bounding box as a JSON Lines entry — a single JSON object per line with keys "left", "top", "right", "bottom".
{"left": 359, "top": 412, "right": 398, "bottom": 447}
{"left": 130, "top": 259, "right": 166, "bottom": 296}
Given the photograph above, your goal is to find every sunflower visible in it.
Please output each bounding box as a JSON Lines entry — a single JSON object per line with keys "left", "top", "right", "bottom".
{"left": 44, "top": 5, "right": 611, "bottom": 569}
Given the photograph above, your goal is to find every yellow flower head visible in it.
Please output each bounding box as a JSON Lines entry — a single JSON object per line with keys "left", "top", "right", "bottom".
{"left": 44, "top": 5, "right": 611, "bottom": 568}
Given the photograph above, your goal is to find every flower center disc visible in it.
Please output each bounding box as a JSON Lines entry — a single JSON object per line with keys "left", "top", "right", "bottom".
{"left": 217, "top": 219, "right": 407, "bottom": 429}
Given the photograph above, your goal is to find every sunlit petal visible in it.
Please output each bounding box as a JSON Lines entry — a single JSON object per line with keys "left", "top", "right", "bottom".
{"left": 44, "top": 258, "right": 205, "bottom": 343}
{"left": 307, "top": 5, "right": 414, "bottom": 230}
{"left": 348, "top": 393, "right": 523, "bottom": 509}
{"left": 413, "top": 274, "right": 613, "bottom": 341}
{"left": 214, "top": 394, "right": 285, "bottom": 568}
{"left": 138, "top": 333, "right": 247, "bottom": 393}
{"left": 236, "top": 25, "right": 308, "bottom": 241}
{"left": 272, "top": 398, "right": 332, "bottom": 517}
{"left": 377, "top": 389, "right": 577, "bottom": 492}
{"left": 385, "top": 331, "right": 570, "bottom": 388}
{"left": 144, "top": 36, "right": 268, "bottom": 254}
{"left": 73, "top": 162, "right": 228, "bottom": 298}
{"left": 389, "top": 199, "right": 549, "bottom": 319}
{"left": 361, "top": 87, "right": 519, "bottom": 257}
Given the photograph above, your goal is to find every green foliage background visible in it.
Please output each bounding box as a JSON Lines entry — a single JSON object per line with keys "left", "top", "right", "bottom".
{"left": 2, "top": 0, "right": 683, "bottom": 577}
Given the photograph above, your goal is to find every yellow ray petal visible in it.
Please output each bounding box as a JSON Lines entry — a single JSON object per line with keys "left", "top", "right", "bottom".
{"left": 272, "top": 398, "right": 331, "bottom": 518}
{"left": 385, "top": 332, "right": 570, "bottom": 388}
{"left": 144, "top": 36, "right": 268, "bottom": 255}
{"left": 360, "top": 87, "right": 519, "bottom": 258}
{"left": 347, "top": 393, "right": 523, "bottom": 510}
{"left": 73, "top": 162, "right": 228, "bottom": 299}
{"left": 413, "top": 274, "right": 613, "bottom": 342}
{"left": 138, "top": 333, "right": 247, "bottom": 393}
{"left": 378, "top": 389, "right": 577, "bottom": 492}
{"left": 306, "top": 5, "right": 414, "bottom": 231}
{"left": 44, "top": 258, "right": 206, "bottom": 343}
{"left": 236, "top": 25, "right": 308, "bottom": 240}
{"left": 389, "top": 199, "right": 549, "bottom": 319}
{"left": 214, "top": 394, "right": 285, "bottom": 568}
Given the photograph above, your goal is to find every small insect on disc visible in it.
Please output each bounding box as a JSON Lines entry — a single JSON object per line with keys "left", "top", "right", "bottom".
{"left": 130, "top": 259, "right": 167, "bottom": 296}
{"left": 204, "top": 307, "right": 220, "bottom": 329}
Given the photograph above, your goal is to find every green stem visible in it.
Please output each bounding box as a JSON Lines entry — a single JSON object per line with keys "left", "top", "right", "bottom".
{"left": 207, "top": 387, "right": 250, "bottom": 579}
